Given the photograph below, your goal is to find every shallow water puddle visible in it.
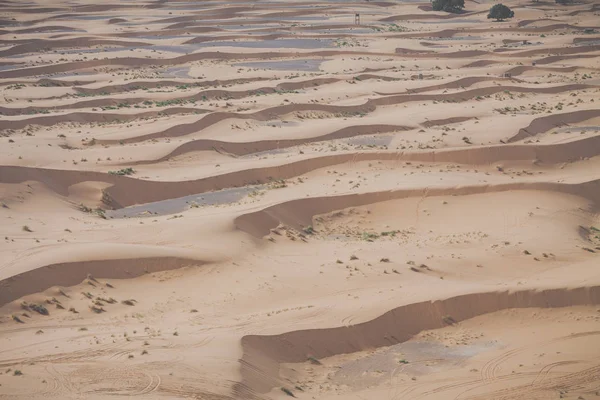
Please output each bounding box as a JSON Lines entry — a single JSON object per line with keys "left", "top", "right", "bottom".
{"left": 105, "top": 185, "right": 262, "bottom": 218}
{"left": 204, "top": 38, "right": 333, "bottom": 49}
{"left": 347, "top": 135, "right": 393, "bottom": 147}
{"left": 235, "top": 58, "right": 326, "bottom": 71}
{"left": 332, "top": 340, "right": 497, "bottom": 388}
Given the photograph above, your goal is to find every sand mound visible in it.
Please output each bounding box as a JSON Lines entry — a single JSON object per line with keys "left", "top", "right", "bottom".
{"left": 135, "top": 124, "right": 411, "bottom": 163}
{"left": 0, "top": 108, "right": 204, "bottom": 127}
{"left": 99, "top": 83, "right": 592, "bottom": 144}
{"left": 0, "top": 39, "right": 150, "bottom": 58}
{"left": 509, "top": 109, "right": 600, "bottom": 142}
{"left": 5, "top": 124, "right": 600, "bottom": 210}
{"left": 237, "top": 285, "right": 600, "bottom": 396}
{"left": 235, "top": 179, "right": 600, "bottom": 237}
{"left": 2, "top": 2, "right": 600, "bottom": 399}
{"left": 0, "top": 257, "right": 203, "bottom": 308}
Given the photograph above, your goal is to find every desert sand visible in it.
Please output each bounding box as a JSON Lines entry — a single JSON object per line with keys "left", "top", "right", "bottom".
{"left": 1, "top": 0, "right": 600, "bottom": 398}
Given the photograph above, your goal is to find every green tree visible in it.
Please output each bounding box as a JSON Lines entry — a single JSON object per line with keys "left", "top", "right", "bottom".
{"left": 487, "top": 4, "right": 514, "bottom": 21}
{"left": 431, "top": 0, "right": 465, "bottom": 13}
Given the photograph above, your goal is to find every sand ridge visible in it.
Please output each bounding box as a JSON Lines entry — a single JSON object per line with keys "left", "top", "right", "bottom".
{"left": 1, "top": 0, "right": 600, "bottom": 398}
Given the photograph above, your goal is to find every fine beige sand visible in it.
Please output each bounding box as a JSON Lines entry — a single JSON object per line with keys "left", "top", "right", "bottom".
{"left": 1, "top": 0, "right": 600, "bottom": 398}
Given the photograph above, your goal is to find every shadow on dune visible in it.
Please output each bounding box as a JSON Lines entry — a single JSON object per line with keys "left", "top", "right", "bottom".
{"left": 234, "top": 178, "right": 600, "bottom": 238}
{"left": 0, "top": 257, "right": 203, "bottom": 308}
{"left": 97, "top": 83, "right": 593, "bottom": 144}
{"left": 234, "top": 285, "right": 600, "bottom": 397}
{"left": 2, "top": 108, "right": 600, "bottom": 209}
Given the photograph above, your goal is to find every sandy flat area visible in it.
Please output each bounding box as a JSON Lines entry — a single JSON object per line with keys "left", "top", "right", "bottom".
{"left": 1, "top": 0, "right": 600, "bottom": 398}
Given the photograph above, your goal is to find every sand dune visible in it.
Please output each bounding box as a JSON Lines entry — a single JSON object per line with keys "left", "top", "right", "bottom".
{"left": 234, "top": 179, "right": 600, "bottom": 237}
{"left": 134, "top": 124, "right": 412, "bottom": 163}
{"left": 0, "top": 108, "right": 206, "bottom": 130}
{"left": 0, "top": 257, "right": 203, "bottom": 308}
{"left": 238, "top": 285, "right": 600, "bottom": 396}
{"left": 73, "top": 77, "right": 269, "bottom": 96}
{"left": 509, "top": 109, "right": 600, "bottom": 142}
{"left": 94, "top": 83, "right": 593, "bottom": 144}
{"left": 0, "top": 50, "right": 392, "bottom": 79}
{"left": 0, "top": 38, "right": 151, "bottom": 58}
{"left": 4, "top": 115, "right": 600, "bottom": 209}
{"left": 1, "top": 75, "right": 397, "bottom": 116}
{"left": 2, "top": 1, "right": 599, "bottom": 399}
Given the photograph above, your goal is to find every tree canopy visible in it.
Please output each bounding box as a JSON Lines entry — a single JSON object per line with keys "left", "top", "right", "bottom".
{"left": 431, "top": 0, "right": 465, "bottom": 13}
{"left": 487, "top": 4, "right": 514, "bottom": 21}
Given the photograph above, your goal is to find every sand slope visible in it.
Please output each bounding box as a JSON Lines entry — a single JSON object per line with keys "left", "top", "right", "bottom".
{"left": 1, "top": 0, "right": 600, "bottom": 399}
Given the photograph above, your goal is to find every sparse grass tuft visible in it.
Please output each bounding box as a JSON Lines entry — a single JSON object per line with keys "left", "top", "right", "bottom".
{"left": 90, "top": 305, "right": 105, "bottom": 314}
{"left": 29, "top": 304, "right": 49, "bottom": 316}
{"left": 108, "top": 167, "right": 135, "bottom": 176}
{"left": 303, "top": 226, "right": 315, "bottom": 235}
{"left": 13, "top": 370, "right": 23, "bottom": 376}
{"left": 307, "top": 356, "right": 322, "bottom": 365}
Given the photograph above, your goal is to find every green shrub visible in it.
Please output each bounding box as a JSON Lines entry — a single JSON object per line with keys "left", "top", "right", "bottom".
{"left": 431, "top": 0, "right": 465, "bottom": 13}
{"left": 487, "top": 4, "right": 514, "bottom": 21}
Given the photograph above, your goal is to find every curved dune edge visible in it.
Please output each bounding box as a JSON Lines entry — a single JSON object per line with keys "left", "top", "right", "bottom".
{"left": 3, "top": 123, "right": 600, "bottom": 208}
{"left": 73, "top": 77, "right": 270, "bottom": 96}
{"left": 181, "top": 32, "right": 375, "bottom": 45}
{"left": 0, "top": 38, "right": 152, "bottom": 58}
{"left": 380, "top": 10, "right": 486, "bottom": 22}
{"left": 504, "top": 65, "right": 581, "bottom": 76}
{"left": 2, "top": 40, "right": 596, "bottom": 80}
{"left": 378, "top": 76, "right": 521, "bottom": 96}
{"left": 509, "top": 109, "right": 600, "bottom": 142}
{"left": 100, "top": 84, "right": 594, "bottom": 144}
{"left": 6, "top": 26, "right": 84, "bottom": 35}
{"left": 0, "top": 257, "right": 204, "bottom": 308}
{"left": 0, "top": 108, "right": 207, "bottom": 130}
{"left": 235, "top": 285, "right": 600, "bottom": 396}
{"left": 0, "top": 78, "right": 95, "bottom": 89}
{"left": 234, "top": 179, "right": 600, "bottom": 238}
{"left": 536, "top": 53, "right": 600, "bottom": 65}
{"left": 0, "top": 50, "right": 398, "bottom": 79}
{"left": 70, "top": 68, "right": 393, "bottom": 96}
{"left": 0, "top": 74, "right": 397, "bottom": 117}
{"left": 422, "top": 116, "right": 473, "bottom": 127}
{"left": 133, "top": 124, "right": 412, "bottom": 163}
{"left": 399, "top": 24, "right": 597, "bottom": 39}
{"left": 395, "top": 44, "right": 600, "bottom": 60}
